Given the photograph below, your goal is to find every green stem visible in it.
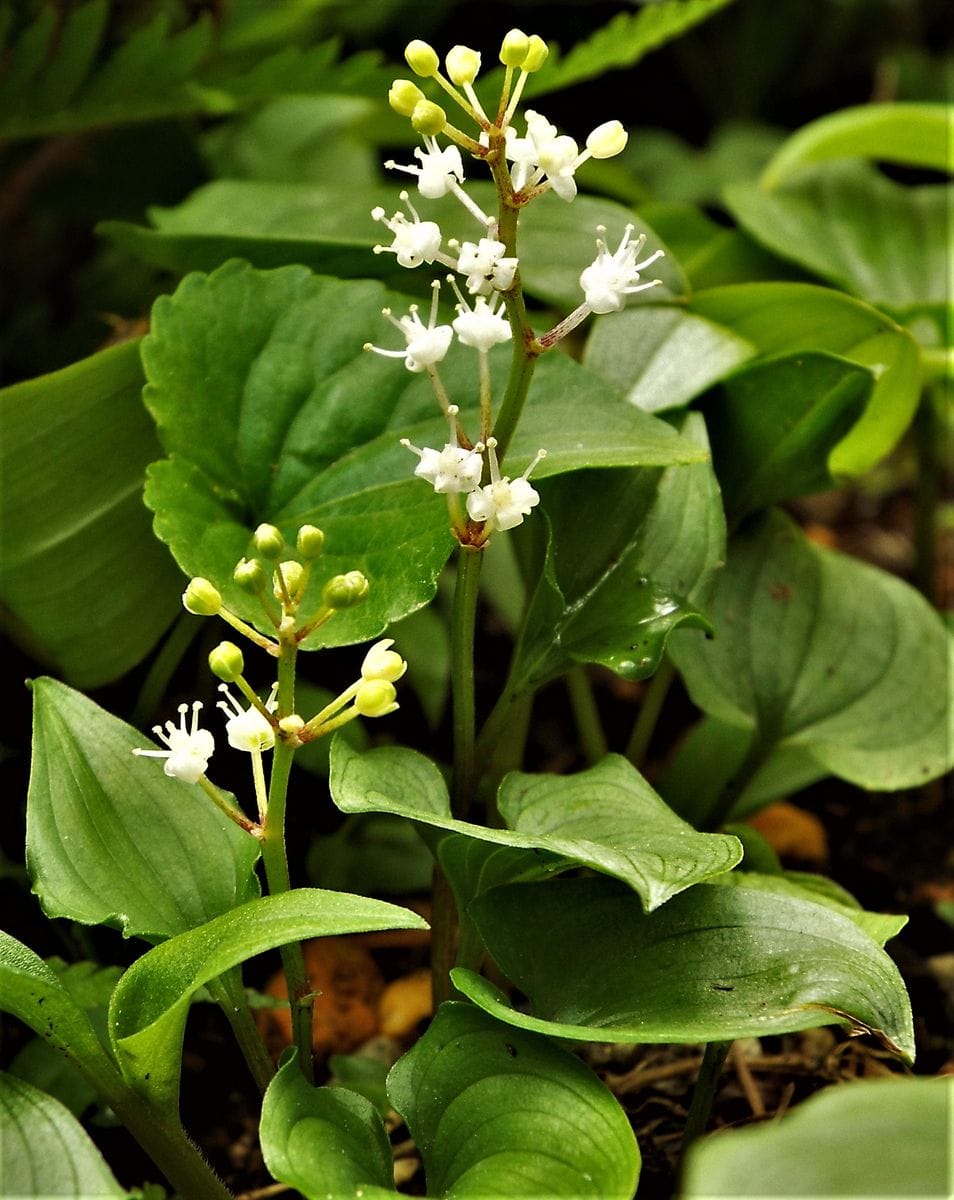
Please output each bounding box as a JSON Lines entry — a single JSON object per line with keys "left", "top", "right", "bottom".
{"left": 565, "top": 666, "right": 607, "bottom": 765}
{"left": 450, "top": 545, "right": 484, "bottom": 821}
{"left": 682, "top": 1040, "right": 731, "bottom": 1152}
{"left": 704, "top": 732, "right": 770, "bottom": 831}
{"left": 430, "top": 866, "right": 458, "bottom": 1008}
{"left": 205, "top": 969, "right": 275, "bottom": 1095}
{"left": 131, "top": 613, "right": 200, "bottom": 728}
{"left": 259, "top": 644, "right": 315, "bottom": 1083}
{"left": 624, "top": 658, "right": 676, "bottom": 769}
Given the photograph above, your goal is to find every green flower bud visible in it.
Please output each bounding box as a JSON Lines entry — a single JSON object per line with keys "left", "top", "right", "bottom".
{"left": 233, "top": 557, "right": 266, "bottom": 592}
{"left": 411, "top": 99, "right": 447, "bottom": 136}
{"left": 209, "top": 640, "right": 245, "bottom": 682}
{"left": 253, "top": 523, "right": 285, "bottom": 560}
{"left": 354, "top": 679, "right": 398, "bottom": 718}
{"left": 361, "top": 638, "right": 407, "bottom": 683}
{"left": 274, "top": 560, "right": 306, "bottom": 603}
{"left": 521, "top": 35, "right": 549, "bottom": 73}
{"left": 499, "top": 28, "right": 529, "bottom": 67}
{"left": 405, "top": 39, "right": 439, "bottom": 77}
{"left": 296, "top": 524, "right": 325, "bottom": 560}
{"left": 322, "top": 570, "right": 370, "bottom": 609}
{"left": 446, "top": 44, "right": 480, "bottom": 85}
{"left": 388, "top": 77, "right": 425, "bottom": 117}
{"left": 183, "top": 577, "right": 222, "bottom": 616}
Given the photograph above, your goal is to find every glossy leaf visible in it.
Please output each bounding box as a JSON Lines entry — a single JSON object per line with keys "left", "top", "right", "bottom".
{"left": 0, "top": 339, "right": 181, "bottom": 686}
{"left": 260, "top": 1049, "right": 394, "bottom": 1199}
{"left": 454, "top": 877, "right": 914, "bottom": 1059}
{"left": 0, "top": 1071, "right": 126, "bottom": 1198}
{"left": 142, "top": 260, "right": 705, "bottom": 648}
{"left": 511, "top": 413, "right": 724, "bottom": 688}
{"left": 680, "top": 1077, "right": 953, "bottom": 1197}
{"left": 108, "top": 889, "right": 427, "bottom": 1113}
{"left": 692, "top": 283, "right": 922, "bottom": 476}
{"left": 387, "top": 1002, "right": 641, "bottom": 1199}
{"left": 330, "top": 740, "right": 740, "bottom": 912}
{"left": 583, "top": 304, "right": 755, "bottom": 413}
{"left": 704, "top": 351, "right": 872, "bottom": 518}
{"left": 668, "top": 510, "right": 954, "bottom": 790}
{"left": 724, "top": 161, "right": 950, "bottom": 315}
{"left": 760, "top": 103, "right": 952, "bottom": 189}
{"left": 28, "top": 677, "right": 261, "bottom": 941}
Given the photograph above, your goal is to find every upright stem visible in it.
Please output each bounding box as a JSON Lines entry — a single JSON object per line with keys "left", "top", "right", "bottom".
{"left": 205, "top": 969, "right": 275, "bottom": 1095}
{"left": 682, "top": 1040, "right": 732, "bottom": 1152}
{"left": 914, "top": 388, "right": 940, "bottom": 603}
{"left": 625, "top": 657, "right": 676, "bottom": 769}
{"left": 259, "top": 643, "right": 315, "bottom": 1082}
{"left": 450, "top": 545, "right": 483, "bottom": 820}
{"left": 566, "top": 666, "right": 607, "bottom": 765}
{"left": 704, "top": 733, "right": 769, "bottom": 831}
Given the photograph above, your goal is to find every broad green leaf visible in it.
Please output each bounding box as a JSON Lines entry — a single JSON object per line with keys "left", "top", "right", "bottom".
{"left": 142, "top": 261, "right": 705, "bottom": 648}
{"left": 260, "top": 1049, "right": 394, "bottom": 1199}
{"left": 583, "top": 305, "right": 755, "bottom": 413}
{"left": 330, "top": 740, "right": 740, "bottom": 912}
{"left": 668, "top": 510, "right": 954, "bottom": 790}
{"left": 511, "top": 413, "right": 724, "bottom": 688}
{"left": 704, "top": 351, "right": 873, "bottom": 518}
{"left": 692, "top": 283, "right": 922, "bottom": 475}
{"left": 0, "top": 932, "right": 117, "bottom": 1083}
{"left": 0, "top": 339, "right": 181, "bottom": 686}
{"left": 308, "top": 814, "right": 434, "bottom": 896}
{"left": 761, "top": 103, "right": 952, "bottom": 189}
{"left": 109, "top": 889, "right": 427, "bottom": 1113}
{"left": 712, "top": 871, "right": 908, "bottom": 946}
{"left": 0, "top": 1071, "right": 126, "bottom": 1198}
{"left": 680, "top": 1077, "right": 953, "bottom": 1197}
{"left": 520, "top": 0, "right": 734, "bottom": 98}
{"left": 724, "top": 161, "right": 950, "bottom": 315}
{"left": 28, "top": 677, "right": 261, "bottom": 941}
{"left": 659, "top": 715, "right": 827, "bottom": 826}
{"left": 387, "top": 1002, "right": 641, "bottom": 1199}
{"left": 454, "top": 877, "right": 914, "bottom": 1059}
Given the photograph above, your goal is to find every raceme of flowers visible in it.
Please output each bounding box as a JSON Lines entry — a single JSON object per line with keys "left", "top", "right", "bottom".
{"left": 367, "top": 30, "right": 665, "bottom": 541}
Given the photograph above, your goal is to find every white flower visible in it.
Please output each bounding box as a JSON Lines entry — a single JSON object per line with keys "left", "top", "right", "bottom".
{"left": 453, "top": 238, "right": 518, "bottom": 295}
{"left": 466, "top": 437, "right": 546, "bottom": 533}
{"left": 217, "top": 684, "right": 278, "bottom": 753}
{"left": 361, "top": 638, "right": 408, "bottom": 683}
{"left": 579, "top": 224, "right": 665, "bottom": 313}
{"left": 364, "top": 282, "right": 453, "bottom": 374}
{"left": 449, "top": 283, "right": 512, "bottom": 352}
{"left": 505, "top": 110, "right": 628, "bottom": 202}
{"left": 372, "top": 193, "right": 443, "bottom": 268}
{"left": 133, "top": 702, "right": 214, "bottom": 783}
{"left": 401, "top": 404, "right": 484, "bottom": 494}
{"left": 385, "top": 135, "right": 465, "bottom": 200}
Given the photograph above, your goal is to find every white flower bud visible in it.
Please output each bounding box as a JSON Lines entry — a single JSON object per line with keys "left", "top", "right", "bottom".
{"left": 446, "top": 45, "right": 481, "bottom": 86}
{"left": 405, "top": 40, "right": 439, "bottom": 77}
{"left": 586, "top": 120, "right": 628, "bottom": 160}
{"left": 361, "top": 638, "right": 408, "bottom": 683}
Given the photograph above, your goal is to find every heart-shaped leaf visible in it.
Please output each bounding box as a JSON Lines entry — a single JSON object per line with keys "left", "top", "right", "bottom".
{"left": 510, "top": 412, "right": 723, "bottom": 688}
{"left": 0, "top": 340, "right": 181, "bottom": 686}
{"left": 723, "top": 161, "right": 949, "bottom": 316}
{"left": 680, "top": 1076, "right": 953, "bottom": 1197}
{"left": 0, "top": 1071, "right": 126, "bottom": 1198}
{"left": 28, "top": 678, "right": 261, "bottom": 941}
{"left": 142, "top": 260, "right": 706, "bottom": 648}
{"left": 704, "top": 351, "right": 872, "bottom": 518}
{"left": 330, "top": 740, "right": 740, "bottom": 912}
{"left": 692, "top": 283, "right": 922, "bottom": 476}
{"left": 260, "top": 1049, "right": 395, "bottom": 1200}
{"left": 387, "top": 1001, "right": 641, "bottom": 1199}
{"left": 668, "top": 510, "right": 953, "bottom": 791}
{"left": 583, "top": 304, "right": 755, "bottom": 413}
{"left": 454, "top": 876, "right": 914, "bottom": 1059}
{"left": 760, "top": 103, "right": 952, "bottom": 189}
{"left": 108, "top": 888, "right": 427, "bottom": 1113}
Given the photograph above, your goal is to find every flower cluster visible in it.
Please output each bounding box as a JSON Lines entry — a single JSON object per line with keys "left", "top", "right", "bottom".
{"left": 366, "top": 29, "right": 664, "bottom": 544}
{"left": 132, "top": 527, "right": 406, "bottom": 810}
